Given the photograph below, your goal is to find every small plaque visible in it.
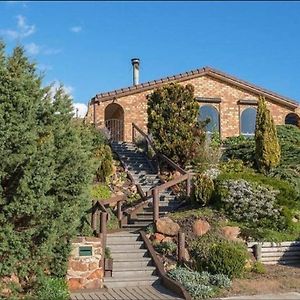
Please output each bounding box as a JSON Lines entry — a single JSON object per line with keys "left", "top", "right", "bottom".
{"left": 79, "top": 246, "right": 92, "bottom": 256}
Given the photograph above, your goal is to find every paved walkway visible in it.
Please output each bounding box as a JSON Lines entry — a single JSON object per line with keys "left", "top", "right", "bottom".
{"left": 218, "top": 292, "right": 300, "bottom": 299}
{"left": 70, "top": 284, "right": 183, "bottom": 300}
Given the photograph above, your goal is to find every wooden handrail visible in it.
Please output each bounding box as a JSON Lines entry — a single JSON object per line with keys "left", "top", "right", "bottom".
{"left": 140, "top": 231, "right": 192, "bottom": 300}
{"left": 158, "top": 153, "right": 186, "bottom": 175}
{"left": 156, "top": 173, "right": 189, "bottom": 193}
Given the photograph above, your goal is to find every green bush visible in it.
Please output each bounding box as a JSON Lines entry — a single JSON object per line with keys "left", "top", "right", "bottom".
{"left": 106, "top": 207, "right": 120, "bottom": 231}
{"left": 168, "top": 267, "right": 231, "bottom": 299}
{"left": 251, "top": 261, "right": 266, "bottom": 274}
{"left": 90, "top": 184, "right": 112, "bottom": 200}
{"left": 193, "top": 173, "right": 214, "bottom": 206}
{"left": 35, "top": 277, "right": 69, "bottom": 300}
{"left": 215, "top": 179, "right": 282, "bottom": 229}
{"left": 94, "top": 144, "right": 114, "bottom": 182}
{"left": 193, "top": 240, "right": 249, "bottom": 278}
{"left": 155, "top": 241, "right": 177, "bottom": 256}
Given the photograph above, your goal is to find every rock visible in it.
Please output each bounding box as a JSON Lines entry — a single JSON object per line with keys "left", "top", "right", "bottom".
{"left": 192, "top": 219, "right": 211, "bottom": 236}
{"left": 173, "top": 171, "right": 181, "bottom": 179}
{"left": 68, "top": 278, "right": 83, "bottom": 291}
{"left": 84, "top": 279, "right": 102, "bottom": 289}
{"left": 222, "top": 226, "right": 241, "bottom": 241}
{"left": 156, "top": 217, "right": 180, "bottom": 236}
{"left": 154, "top": 233, "right": 165, "bottom": 242}
{"left": 68, "top": 260, "right": 89, "bottom": 272}
{"left": 292, "top": 217, "right": 298, "bottom": 223}
{"left": 87, "top": 269, "right": 103, "bottom": 280}
{"left": 162, "top": 237, "right": 173, "bottom": 243}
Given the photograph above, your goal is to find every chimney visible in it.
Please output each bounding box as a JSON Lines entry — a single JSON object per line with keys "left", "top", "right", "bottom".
{"left": 131, "top": 58, "right": 140, "bottom": 85}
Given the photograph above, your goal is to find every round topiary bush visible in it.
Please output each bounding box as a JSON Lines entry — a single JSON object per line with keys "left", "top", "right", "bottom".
{"left": 194, "top": 240, "right": 249, "bottom": 279}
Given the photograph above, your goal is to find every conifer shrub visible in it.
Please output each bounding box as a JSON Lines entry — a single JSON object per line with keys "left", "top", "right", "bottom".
{"left": 255, "top": 96, "right": 281, "bottom": 172}
{"left": 94, "top": 144, "right": 113, "bottom": 182}
{"left": 193, "top": 240, "right": 249, "bottom": 279}
{"left": 147, "top": 83, "right": 206, "bottom": 166}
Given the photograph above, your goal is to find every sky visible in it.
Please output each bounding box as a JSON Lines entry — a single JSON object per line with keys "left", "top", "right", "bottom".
{"left": 1, "top": 1, "right": 300, "bottom": 117}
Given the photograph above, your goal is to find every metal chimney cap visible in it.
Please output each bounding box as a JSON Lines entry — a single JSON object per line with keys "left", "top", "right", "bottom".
{"left": 131, "top": 58, "right": 140, "bottom": 65}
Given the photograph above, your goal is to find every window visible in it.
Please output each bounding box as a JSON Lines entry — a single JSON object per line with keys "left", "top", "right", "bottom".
{"left": 285, "top": 113, "right": 300, "bottom": 127}
{"left": 198, "top": 105, "right": 220, "bottom": 133}
{"left": 241, "top": 107, "right": 257, "bottom": 136}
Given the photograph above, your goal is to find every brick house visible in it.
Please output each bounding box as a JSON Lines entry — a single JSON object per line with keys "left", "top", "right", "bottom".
{"left": 85, "top": 60, "right": 300, "bottom": 142}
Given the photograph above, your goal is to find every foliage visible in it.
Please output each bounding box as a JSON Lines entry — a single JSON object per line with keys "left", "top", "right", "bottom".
{"left": 193, "top": 173, "right": 214, "bottom": 206}
{"left": 145, "top": 224, "right": 155, "bottom": 235}
{"left": 255, "top": 96, "right": 281, "bottom": 172}
{"left": 34, "top": 276, "right": 69, "bottom": 300}
{"left": 216, "top": 171, "right": 300, "bottom": 211}
{"left": 219, "top": 159, "right": 249, "bottom": 173}
{"left": 106, "top": 207, "right": 119, "bottom": 231}
{"left": 105, "top": 247, "right": 112, "bottom": 259}
{"left": 215, "top": 179, "right": 282, "bottom": 229}
{"left": 147, "top": 83, "right": 206, "bottom": 166}
{"left": 155, "top": 241, "right": 177, "bottom": 256}
{"left": 94, "top": 144, "right": 113, "bottom": 183}
{"left": 0, "top": 42, "right": 97, "bottom": 292}
{"left": 251, "top": 261, "right": 266, "bottom": 274}
{"left": 90, "top": 184, "right": 112, "bottom": 200}
{"left": 193, "top": 240, "right": 249, "bottom": 278}
{"left": 168, "top": 267, "right": 231, "bottom": 299}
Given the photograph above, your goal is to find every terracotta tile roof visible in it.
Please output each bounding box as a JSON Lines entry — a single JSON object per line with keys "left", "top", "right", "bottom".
{"left": 92, "top": 66, "right": 299, "bottom": 108}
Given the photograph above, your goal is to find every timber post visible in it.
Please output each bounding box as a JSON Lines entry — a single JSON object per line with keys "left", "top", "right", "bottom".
{"left": 152, "top": 188, "right": 159, "bottom": 223}
{"left": 178, "top": 231, "right": 185, "bottom": 263}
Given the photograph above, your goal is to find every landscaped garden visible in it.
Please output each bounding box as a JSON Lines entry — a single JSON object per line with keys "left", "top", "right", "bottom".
{"left": 146, "top": 83, "right": 300, "bottom": 299}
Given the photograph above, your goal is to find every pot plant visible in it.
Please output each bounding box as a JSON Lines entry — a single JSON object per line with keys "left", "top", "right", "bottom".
{"left": 104, "top": 247, "right": 113, "bottom": 277}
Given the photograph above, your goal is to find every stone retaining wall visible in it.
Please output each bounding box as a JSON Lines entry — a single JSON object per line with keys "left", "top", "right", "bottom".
{"left": 67, "top": 236, "right": 103, "bottom": 291}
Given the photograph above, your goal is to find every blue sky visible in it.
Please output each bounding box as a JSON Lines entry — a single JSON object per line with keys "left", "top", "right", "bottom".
{"left": 1, "top": 1, "right": 300, "bottom": 116}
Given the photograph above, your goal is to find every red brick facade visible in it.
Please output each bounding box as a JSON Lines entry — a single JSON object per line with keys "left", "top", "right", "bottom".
{"left": 86, "top": 67, "right": 300, "bottom": 141}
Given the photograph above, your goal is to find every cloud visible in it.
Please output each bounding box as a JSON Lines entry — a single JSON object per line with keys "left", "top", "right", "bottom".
{"left": 43, "top": 48, "right": 62, "bottom": 55}
{"left": 0, "top": 14, "right": 35, "bottom": 40}
{"left": 73, "top": 103, "right": 87, "bottom": 118}
{"left": 49, "top": 80, "right": 74, "bottom": 97}
{"left": 70, "top": 26, "right": 82, "bottom": 33}
{"left": 37, "top": 64, "right": 53, "bottom": 72}
{"left": 25, "top": 42, "right": 40, "bottom": 55}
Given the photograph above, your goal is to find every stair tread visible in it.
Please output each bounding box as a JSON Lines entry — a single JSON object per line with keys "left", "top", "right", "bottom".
{"left": 113, "top": 266, "right": 156, "bottom": 272}
{"left": 104, "top": 276, "right": 159, "bottom": 282}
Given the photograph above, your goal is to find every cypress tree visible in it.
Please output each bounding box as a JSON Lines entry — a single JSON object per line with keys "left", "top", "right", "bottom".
{"left": 255, "top": 96, "right": 281, "bottom": 173}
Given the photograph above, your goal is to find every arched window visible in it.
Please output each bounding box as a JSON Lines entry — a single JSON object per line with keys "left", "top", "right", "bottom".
{"left": 198, "top": 105, "right": 220, "bottom": 133}
{"left": 241, "top": 107, "right": 257, "bottom": 136}
{"left": 285, "top": 113, "right": 300, "bottom": 127}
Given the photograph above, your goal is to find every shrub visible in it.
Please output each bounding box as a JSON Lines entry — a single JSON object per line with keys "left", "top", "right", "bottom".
{"left": 215, "top": 179, "right": 282, "bottom": 229}
{"left": 219, "top": 159, "right": 249, "bottom": 174}
{"left": 90, "top": 184, "right": 112, "bottom": 200}
{"left": 105, "top": 247, "right": 112, "bottom": 259}
{"left": 193, "top": 240, "right": 249, "bottom": 278}
{"left": 94, "top": 144, "right": 114, "bottom": 182}
{"left": 193, "top": 173, "right": 214, "bottom": 206}
{"left": 35, "top": 277, "right": 69, "bottom": 300}
{"left": 155, "top": 241, "right": 177, "bottom": 256}
{"left": 251, "top": 261, "right": 266, "bottom": 274}
{"left": 168, "top": 267, "right": 231, "bottom": 299}
{"left": 106, "top": 207, "right": 119, "bottom": 231}
{"left": 147, "top": 83, "right": 206, "bottom": 166}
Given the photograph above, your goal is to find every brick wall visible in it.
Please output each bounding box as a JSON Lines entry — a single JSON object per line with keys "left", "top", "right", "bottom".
{"left": 67, "top": 237, "right": 103, "bottom": 291}
{"left": 86, "top": 74, "right": 299, "bottom": 141}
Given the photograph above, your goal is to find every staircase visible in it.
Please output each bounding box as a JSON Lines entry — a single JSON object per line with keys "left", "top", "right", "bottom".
{"left": 111, "top": 141, "right": 182, "bottom": 231}
{"left": 104, "top": 231, "right": 160, "bottom": 288}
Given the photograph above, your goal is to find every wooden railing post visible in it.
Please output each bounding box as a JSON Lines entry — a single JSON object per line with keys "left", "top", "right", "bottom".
{"left": 178, "top": 231, "right": 185, "bottom": 263}
{"left": 132, "top": 124, "right": 135, "bottom": 143}
{"left": 152, "top": 188, "right": 159, "bottom": 223}
{"left": 91, "top": 200, "right": 97, "bottom": 232}
{"left": 186, "top": 173, "right": 191, "bottom": 197}
{"left": 100, "top": 212, "right": 108, "bottom": 270}
{"left": 117, "top": 200, "right": 123, "bottom": 227}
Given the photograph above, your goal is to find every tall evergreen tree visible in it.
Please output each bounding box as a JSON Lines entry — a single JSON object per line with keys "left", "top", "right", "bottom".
{"left": 255, "top": 96, "right": 281, "bottom": 173}
{"left": 147, "top": 83, "right": 205, "bottom": 166}
{"left": 0, "top": 43, "right": 95, "bottom": 294}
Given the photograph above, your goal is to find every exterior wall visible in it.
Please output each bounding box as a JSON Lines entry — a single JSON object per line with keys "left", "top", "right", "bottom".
{"left": 86, "top": 75, "right": 299, "bottom": 141}
{"left": 67, "top": 236, "right": 103, "bottom": 291}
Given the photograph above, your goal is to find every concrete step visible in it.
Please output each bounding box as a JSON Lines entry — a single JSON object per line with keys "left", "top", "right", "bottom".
{"left": 136, "top": 211, "right": 167, "bottom": 217}
{"left": 103, "top": 276, "right": 160, "bottom": 288}
{"left": 108, "top": 242, "right": 144, "bottom": 250}
{"left": 107, "top": 233, "right": 140, "bottom": 243}
{"left": 113, "top": 258, "right": 153, "bottom": 269}
{"left": 112, "top": 267, "right": 156, "bottom": 278}
{"left": 111, "top": 249, "right": 149, "bottom": 259}
{"left": 123, "top": 222, "right": 152, "bottom": 229}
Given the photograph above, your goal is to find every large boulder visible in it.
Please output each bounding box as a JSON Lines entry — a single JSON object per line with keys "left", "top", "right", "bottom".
{"left": 192, "top": 219, "right": 211, "bottom": 236}
{"left": 222, "top": 226, "right": 241, "bottom": 241}
{"left": 156, "top": 217, "right": 180, "bottom": 236}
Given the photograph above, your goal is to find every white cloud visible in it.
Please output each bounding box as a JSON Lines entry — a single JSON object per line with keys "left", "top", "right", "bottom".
{"left": 37, "top": 64, "right": 53, "bottom": 71}
{"left": 43, "top": 48, "right": 62, "bottom": 55}
{"left": 73, "top": 103, "right": 87, "bottom": 118}
{"left": 70, "top": 26, "right": 82, "bottom": 33}
{"left": 0, "top": 14, "right": 35, "bottom": 40}
{"left": 25, "top": 42, "right": 40, "bottom": 55}
{"left": 49, "top": 80, "right": 74, "bottom": 98}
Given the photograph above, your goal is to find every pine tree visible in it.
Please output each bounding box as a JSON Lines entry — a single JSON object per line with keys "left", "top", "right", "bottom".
{"left": 147, "top": 83, "right": 205, "bottom": 166}
{"left": 255, "top": 96, "right": 281, "bottom": 173}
